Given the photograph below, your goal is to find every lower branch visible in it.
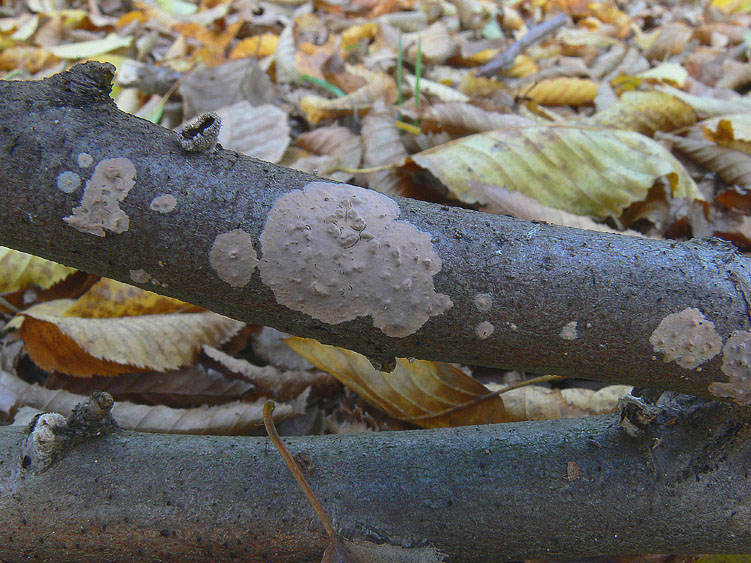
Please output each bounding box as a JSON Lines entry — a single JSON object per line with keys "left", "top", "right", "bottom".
{"left": 1, "top": 395, "right": 750, "bottom": 562}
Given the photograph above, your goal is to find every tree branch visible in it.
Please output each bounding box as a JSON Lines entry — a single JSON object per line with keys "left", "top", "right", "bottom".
{"left": 1, "top": 395, "right": 749, "bottom": 562}
{"left": 1, "top": 62, "right": 750, "bottom": 400}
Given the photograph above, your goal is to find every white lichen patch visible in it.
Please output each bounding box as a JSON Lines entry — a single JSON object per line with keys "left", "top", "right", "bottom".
{"left": 57, "top": 171, "right": 81, "bottom": 194}
{"left": 77, "top": 152, "right": 94, "bottom": 168}
{"left": 476, "top": 321, "right": 494, "bottom": 339}
{"left": 259, "top": 182, "right": 452, "bottom": 338}
{"left": 474, "top": 293, "right": 492, "bottom": 312}
{"left": 129, "top": 268, "right": 152, "bottom": 284}
{"left": 64, "top": 158, "right": 136, "bottom": 237}
{"left": 649, "top": 308, "right": 722, "bottom": 369}
{"left": 709, "top": 329, "right": 751, "bottom": 405}
{"left": 560, "top": 321, "right": 578, "bottom": 341}
{"left": 209, "top": 229, "right": 259, "bottom": 288}
{"left": 150, "top": 194, "right": 177, "bottom": 214}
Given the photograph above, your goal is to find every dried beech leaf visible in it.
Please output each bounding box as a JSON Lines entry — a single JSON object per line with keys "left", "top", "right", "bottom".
{"left": 19, "top": 301, "right": 244, "bottom": 377}
{"left": 359, "top": 104, "right": 411, "bottom": 196}
{"left": 300, "top": 73, "right": 397, "bottom": 124}
{"left": 663, "top": 132, "right": 751, "bottom": 188}
{"left": 404, "top": 75, "right": 468, "bottom": 102}
{"left": 274, "top": 25, "right": 299, "bottom": 83}
{"left": 285, "top": 337, "right": 507, "bottom": 428}
{"left": 215, "top": 101, "right": 290, "bottom": 163}
{"left": 420, "top": 103, "right": 536, "bottom": 133}
{"left": 407, "top": 21, "right": 455, "bottom": 64}
{"left": 656, "top": 85, "right": 751, "bottom": 119}
{"left": 230, "top": 33, "right": 279, "bottom": 59}
{"left": 643, "top": 23, "right": 694, "bottom": 60}
{"left": 411, "top": 125, "right": 701, "bottom": 218}
{"left": 472, "top": 181, "right": 645, "bottom": 237}
{"left": 487, "top": 384, "right": 633, "bottom": 422}
{"left": 581, "top": 91, "right": 697, "bottom": 136}
{"left": 519, "top": 77, "right": 598, "bottom": 106}
{"left": 0, "top": 369, "right": 307, "bottom": 434}
{"left": 702, "top": 114, "right": 751, "bottom": 155}
{"left": 0, "top": 247, "right": 76, "bottom": 292}
{"left": 292, "top": 125, "right": 363, "bottom": 182}
{"left": 66, "top": 278, "right": 198, "bottom": 317}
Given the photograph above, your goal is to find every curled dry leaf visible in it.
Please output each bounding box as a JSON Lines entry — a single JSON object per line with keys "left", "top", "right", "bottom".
{"left": 359, "top": 103, "right": 411, "bottom": 196}
{"left": 300, "top": 73, "right": 397, "bottom": 124}
{"left": 0, "top": 247, "right": 76, "bottom": 293}
{"left": 656, "top": 85, "right": 751, "bottom": 119}
{"left": 487, "top": 383, "right": 633, "bottom": 422}
{"left": 292, "top": 125, "right": 363, "bottom": 182}
{"left": 404, "top": 75, "right": 468, "bottom": 102}
{"left": 229, "top": 33, "right": 280, "bottom": 59}
{"left": 0, "top": 369, "right": 308, "bottom": 434}
{"left": 407, "top": 21, "right": 455, "bottom": 64}
{"left": 420, "top": 103, "right": 535, "bottom": 134}
{"left": 643, "top": 23, "right": 694, "bottom": 61}
{"left": 662, "top": 132, "right": 751, "bottom": 188}
{"left": 701, "top": 114, "right": 751, "bottom": 155}
{"left": 589, "top": 44, "right": 649, "bottom": 81}
{"left": 285, "top": 337, "right": 508, "bottom": 428}
{"left": 581, "top": 91, "right": 697, "bottom": 137}
{"left": 275, "top": 25, "right": 300, "bottom": 84}
{"left": 215, "top": 101, "right": 290, "bottom": 163}
{"left": 519, "top": 77, "right": 599, "bottom": 106}
{"left": 411, "top": 125, "right": 702, "bottom": 219}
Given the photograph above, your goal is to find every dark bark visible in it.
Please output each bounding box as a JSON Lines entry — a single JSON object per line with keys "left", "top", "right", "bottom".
{"left": 1, "top": 395, "right": 750, "bottom": 562}
{"left": 1, "top": 62, "right": 750, "bottom": 398}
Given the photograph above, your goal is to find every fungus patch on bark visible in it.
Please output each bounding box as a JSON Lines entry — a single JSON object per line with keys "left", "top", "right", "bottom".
{"left": 259, "top": 181, "right": 452, "bottom": 337}
{"left": 209, "top": 229, "right": 258, "bottom": 288}
{"left": 64, "top": 157, "right": 136, "bottom": 237}
{"left": 476, "top": 321, "right": 494, "bottom": 339}
{"left": 649, "top": 308, "right": 722, "bottom": 369}
{"left": 56, "top": 171, "right": 81, "bottom": 194}
{"left": 709, "top": 329, "right": 751, "bottom": 405}
{"left": 150, "top": 194, "right": 177, "bottom": 214}
{"left": 77, "top": 152, "right": 94, "bottom": 168}
{"left": 560, "top": 321, "right": 578, "bottom": 341}
{"left": 130, "top": 268, "right": 152, "bottom": 284}
{"left": 474, "top": 293, "right": 492, "bottom": 312}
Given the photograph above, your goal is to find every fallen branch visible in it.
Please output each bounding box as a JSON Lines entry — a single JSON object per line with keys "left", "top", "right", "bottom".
{"left": 0, "top": 394, "right": 749, "bottom": 562}
{"left": 1, "top": 62, "right": 750, "bottom": 401}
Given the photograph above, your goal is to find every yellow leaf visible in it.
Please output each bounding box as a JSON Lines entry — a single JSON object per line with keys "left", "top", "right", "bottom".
{"left": 656, "top": 84, "right": 751, "bottom": 119}
{"left": 300, "top": 74, "right": 397, "bottom": 124}
{"left": 636, "top": 62, "right": 688, "bottom": 86}
{"left": 0, "top": 248, "right": 76, "bottom": 293}
{"left": 502, "top": 54, "right": 539, "bottom": 78}
{"left": 582, "top": 91, "right": 697, "bottom": 136}
{"left": 410, "top": 125, "right": 702, "bottom": 218}
{"left": 48, "top": 33, "right": 133, "bottom": 59}
{"left": 702, "top": 114, "right": 751, "bottom": 155}
{"left": 341, "top": 22, "right": 378, "bottom": 48}
{"left": 285, "top": 337, "right": 508, "bottom": 428}
{"left": 519, "top": 77, "right": 598, "bottom": 106}
{"left": 229, "top": 33, "right": 279, "bottom": 59}
{"left": 710, "top": 0, "right": 751, "bottom": 13}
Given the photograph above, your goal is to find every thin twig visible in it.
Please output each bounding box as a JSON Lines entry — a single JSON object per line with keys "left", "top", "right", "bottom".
{"left": 262, "top": 401, "right": 337, "bottom": 540}
{"left": 475, "top": 13, "right": 568, "bottom": 77}
{"left": 403, "top": 374, "right": 565, "bottom": 422}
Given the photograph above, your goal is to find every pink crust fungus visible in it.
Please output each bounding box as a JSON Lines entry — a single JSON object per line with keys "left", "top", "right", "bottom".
{"left": 150, "top": 194, "right": 177, "bottom": 214}
{"left": 56, "top": 171, "right": 81, "bottom": 194}
{"left": 77, "top": 152, "right": 94, "bottom": 168}
{"left": 474, "top": 293, "right": 492, "bottom": 312}
{"left": 560, "top": 321, "right": 578, "bottom": 341}
{"left": 63, "top": 158, "right": 136, "bottom": 237}
{"left": 649, "top": 307, "right": 722, "bottom": 369}
{"left": 129, "top": 268, "right": 152, "bottom": 284}
{"left": 259, "top": 181, "right": 453, "bottom": 338}
{"left": 209, "top": 229, "right": 259, "bottom": 288}
{"left": 709, "top": 329, "right": 751, "bottom": 405}
{"left": 476, "top": 321, "right": 494, "bottom": 339}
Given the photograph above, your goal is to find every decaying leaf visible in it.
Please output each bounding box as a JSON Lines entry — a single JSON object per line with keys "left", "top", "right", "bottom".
{"left": 0, "top": 369, "right": 307, "bottom": 434}
{"left": 411, "top": 125, "right": 701, "bottom": 218}
{"left": 65, "top": 278, "right": 198, "bottom": 317}
{"left": 359, "top": 103, "right": 411, "bottom": 196}
{"left": 419, "top": 103, "right": 535, "bottom": 134}
{"left": 285, "top": 337, "right": 507, "bottom": 428}
{"left": 519, "top": 77, "right": 599, "bottom": 106}
{"left": 0, "top": 247, "right": 76, "bottom": 293}
{"left": 662, "top": 132, "right": 751, "bottom": 188}
{"left": 300, "top": 73, "right": 397, "bottom": 124}
{"left": 214, "top": 101, "right": 291, "bottom": 163}
{"left": 701, "top": 114, "right": 751, "bottom": 155}
{"left": 292, "top": 125, "right": 363, "bottom": 182}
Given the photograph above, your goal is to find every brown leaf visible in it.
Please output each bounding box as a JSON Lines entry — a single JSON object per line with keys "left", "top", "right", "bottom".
{"left": 285, "top": 337, "right": 507, "bottom": 428}
{"left": 66, "top": 278, "right": 199, "bottom": 317}
{"left": 359, "top": 103, "right": 412, "bottom": 196}
{"left": 214, "top": 101, "right": 290, "bottom": 163}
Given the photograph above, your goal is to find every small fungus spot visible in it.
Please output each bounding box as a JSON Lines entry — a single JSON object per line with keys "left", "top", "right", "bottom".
{"left": 77, "top": 152, "right": 94, "bottom": 168}
{"left": 560, "top": 321, "right": 578, "bottom": 341}
{"left": 259, "top": 182, "right": 452, "bottom": 338}
{"left": 476, "top": 321, "right": 494, "bottom": 339}
{"left": 150, "top": 194, "right": 177, "bottom": 214}
{"left": 649, "top": 308, "right": 722, "bottom": 370}
{"left": 474, "top": 293, "right": 492, "bottom": 312}
{"left": 709, "top": 329, "right": 751, "bottom": 406}
{"left": 209, "top": 229, "right": 258, "bottom": 288}
{"left": 63, "top": 158, "right": 136, "bottom": 237}
{"left": 129, "top": 268, "right": 152, "bottom": 284}
{"left": 57, "top": 171, "right": 81, "bottom": 194}
{"left": 566, "top": 461, "right": 582, "bottom": 482}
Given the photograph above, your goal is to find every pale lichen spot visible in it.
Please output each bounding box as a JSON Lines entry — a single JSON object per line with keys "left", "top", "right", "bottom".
{"left": 129, "top": 268, "right": 152, "bottom": 284}
{"left": 150, "top": 194, "right": 177, "bottom": 214}
{"left": 56, "top": 171, "right": 81, "bottom": 194}
{"left": 210, "top": 229, "right": 258, "bottom": 288}
{"left": 64, "top": 158, "right": 136, "bottom": 237}
{"left": 709, "top": 329, "right": 751, "bottom": 405}
{"left": 476, "top": 321, "right": 494, "bottom": 339}
{"left": 259, "top": 181, "right": 452, "bottom": 338}
{"left": 649, "top": 308, "right": 722, "bottom": 370}
{"left": 560, "top": 321, "right": 578, "bottom": 341}
{"left": 77, "top": 152, "right": 94, "bottom": 168}
{"left": 474, "top": 293, "right": 492, "bottom": 312}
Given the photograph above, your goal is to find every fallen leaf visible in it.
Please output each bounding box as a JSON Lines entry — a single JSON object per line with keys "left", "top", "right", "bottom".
{"left": 701, "top": 114, "right": 751, "bottom": 155}
{"left": 214, "top": 101, "right": 290, "bottom": 163}
{"left": 48, "top": 33, "right": 132, "bottom": 59}
{"left": 519, "top": 77, "right": 599, "bottom": 106}
{"left": 0, "top": 247, "right": 76, "bottom": 293}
